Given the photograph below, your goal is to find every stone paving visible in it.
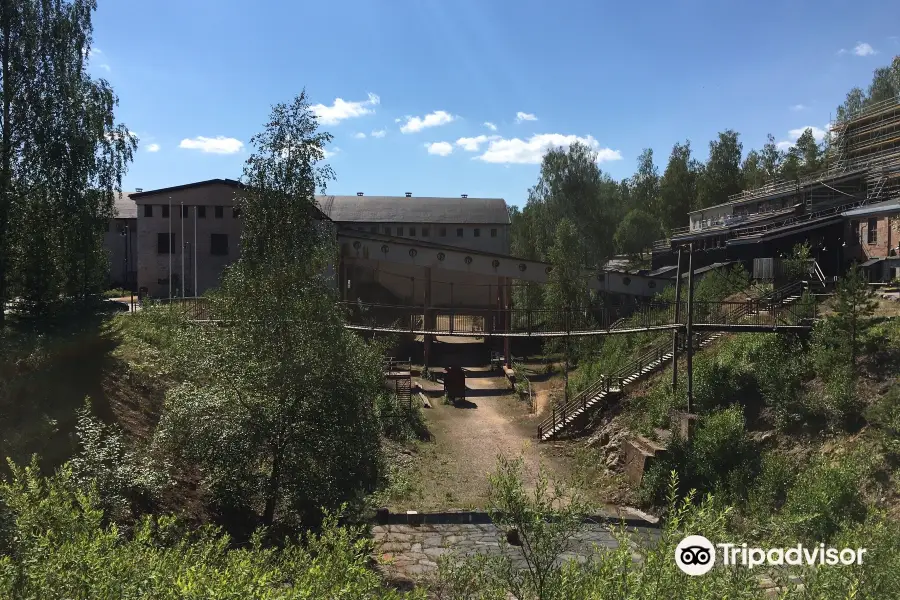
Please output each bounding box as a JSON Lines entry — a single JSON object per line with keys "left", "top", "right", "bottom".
{"left": 373, "top": 522, "right": 649, "bottom": 580}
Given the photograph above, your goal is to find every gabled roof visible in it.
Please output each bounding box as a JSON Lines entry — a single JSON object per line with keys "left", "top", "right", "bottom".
{"left": 317, "top": 195, "right": 510, "bottom": 225}
{"left": 130, "top": 179, "right": 242, "bottom": 199}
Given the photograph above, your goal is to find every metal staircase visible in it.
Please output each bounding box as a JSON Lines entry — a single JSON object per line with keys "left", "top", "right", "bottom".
{"left": 537, "top": 284, "right": 811, "bottom": 441}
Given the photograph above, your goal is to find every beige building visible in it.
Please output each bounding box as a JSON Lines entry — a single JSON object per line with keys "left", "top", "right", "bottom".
{"left": 133, "top": 179, "right": 243, "bottom": 297}
{"left": 132, "top": 180, "right": 513, "bottom": 300}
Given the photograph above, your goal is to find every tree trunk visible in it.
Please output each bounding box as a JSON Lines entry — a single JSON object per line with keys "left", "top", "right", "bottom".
{"left": 262, "top": 443, "right": 282, "bottom": 526}
{"left": 0, "top": 1, "right": 12, "bottom": 326}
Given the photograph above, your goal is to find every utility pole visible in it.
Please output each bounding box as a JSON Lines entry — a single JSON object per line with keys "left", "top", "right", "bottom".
{"left": 671, "top": 245, "right": 683, "bottom": 393}
{"left": 686, "top": 242, "right": 695, "bottom": 413}
{"left": 194, "top": 205, "right": 198, "bottom": 296}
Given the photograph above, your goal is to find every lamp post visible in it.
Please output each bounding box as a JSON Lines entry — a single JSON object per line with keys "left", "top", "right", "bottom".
{"left": 119, "top": 224, "right": 134, "bottom": 311}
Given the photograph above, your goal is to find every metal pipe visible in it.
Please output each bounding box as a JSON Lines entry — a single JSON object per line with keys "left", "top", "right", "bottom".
{"left": 671, "top": 246, "right": 683, "bottom": 392}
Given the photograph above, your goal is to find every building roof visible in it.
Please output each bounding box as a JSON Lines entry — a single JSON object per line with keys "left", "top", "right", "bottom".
{"left": 113, "top": 192, "right": 136, "bottom": 219}
{"left": 841, "top": 200, "right": 900, "bottom": 219}
{"left": 317, "top": 195, "right": 510, "bottom": 225}
{"left": 130, "top": 178, "right": 242, "bottom": 199}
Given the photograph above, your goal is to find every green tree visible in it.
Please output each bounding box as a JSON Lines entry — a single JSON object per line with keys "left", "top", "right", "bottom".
{"left": 741, "top": 149, "right": 765, "bottom": 190}
{"left": 516, "top": 142, "right": 622, "bottom": 268}
{"left": 613, "top": 209, "right": 660, "bottom": 258}
{"left": 794, "top": 127, "right": 823, "bottom": 176}
{"left": 630, "top": 148, "right": 660, "bottom": 214}
{"left": 152, "top": 92, "right": 384, "bottom": 529}
{"left": 0, "top": 0, "right": 135, "bottom": 321}
{"left": 832, "top": 264, "right": 878, "bottom": 366}
{"left": 696, "top": 130, "right": 744, "bottom": 209}
{"left": 760, "top": 133, "right": 783, "bottom": 181}
{"left": 658, "top": 140, "right": 698, "bottom": 232}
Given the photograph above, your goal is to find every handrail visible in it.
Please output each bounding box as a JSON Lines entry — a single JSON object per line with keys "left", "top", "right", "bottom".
{"left": 536, "top": 283, "right": 814, "bottom": 439}
{"left": 730, "top": 198, "right": 867, "bottom": 239}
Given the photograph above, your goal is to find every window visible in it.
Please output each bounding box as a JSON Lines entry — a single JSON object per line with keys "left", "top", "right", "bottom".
{"left": 457, "top": 228, "right": 463, "bottom": 237}
{"left": 868, "top": 218, "right": 878, "bottom": 244}
{"left": 439, "top": 227, "right": 446, "bottom": 237}
{"left": 210, "top": 233, "right": 229, "bottom": 256}
{"left": 490, "top": 228, "right": 497, "bottom": 238}
{"left": 157, "top": 233, "right": 174, "bottom": 254}
{"left": 198, "top": 206, "right": 206, "bottom": 218}
{"left": 182, "top": 205, "right": 189, "bottom": 218}
{"left": 397, "top": 226, "right": 404, "bottom": 236}
{"left": 409, "top": 227, "right": 416, "bottom": 236}
{"left": 215, "top": 205, "right": 223, "bottom": 219}
{"left": 850, "top": 220, "right": 860, "bottom": 245}
{"left": 384, "top": 226, "right": 391, "bottom": 235}
{"left": 370, "top": 226, "right": 378, "bottom": 233}
{"left": 233, "top": 206, "right": 241, "bottom": 218}
{"left": 162, "top": 204, "right": 169, "bottom": 218}
{"left": 422, "top": 227, "right": 429, "bottom": 237}
{"left": 143, "top": 205, "right": 153, "bottom": 218}
{"left": 474, "top": 228, "right": 481, "bottom": 237}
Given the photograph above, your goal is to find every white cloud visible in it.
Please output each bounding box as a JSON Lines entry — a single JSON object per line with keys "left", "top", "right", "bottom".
{"left": 515, "top": 112, "right": 537, "bottom": 123}
{"left": 310, "top": 93, "right": 379, "bottom": 125}
{"left": 371, "top": 129, "right": 386, "bottom": 138}
{"left": 853, "top": 42, "right": 876, "bottom": 56}
{"left": 399, "top": 110, "right": 455, "bottom": 134}
{"left": 179, "top": 135, "right": 244, "bottom": 154}
{"left": 323, "top": 147, "right": 340, "bottom": 159}
{"left": 484, "top": 121, "right": 498, "bottom": 131}
{"left": 788, "top": 126, "right": 827, "bottom": 142}
{"left": 790, "top": 104, "right": 806, "bottom": 111}
{"left": 475, "top": 133, "right": 621, "bottom": 165}
{"left": 98, "top": 63, "right": 111, "bottom": 72}
{"left": 353, "top": 132, "right": 366, "bottom": 139}
{"left": 776, "top": 141, "right": 793, "bottom": 151}
{"left": 837, "top": 48, "right": 847, "bottom": 55}
{"left": 426, "top": 141, "right": 453, "bottom": 156}
{"left": 146, "top": 143, "right": 160, "bottom": 152}
{"left": 455, "top": 135, "right": 500, "bottom": 152}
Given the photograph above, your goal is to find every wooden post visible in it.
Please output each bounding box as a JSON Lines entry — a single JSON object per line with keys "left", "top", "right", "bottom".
{"left": 686, "top": 243, "right": 695, "bottom": 413}
{"left": 503, "top": 277, "right": 511, "bottom": 367}
{"left": 671, "top": 246, "right": 682, "bottom": 393}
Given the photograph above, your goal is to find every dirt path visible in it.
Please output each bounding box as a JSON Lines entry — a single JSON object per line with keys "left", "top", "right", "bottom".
{"left": 395, "top": 367, "right": 558, "bottom": 511}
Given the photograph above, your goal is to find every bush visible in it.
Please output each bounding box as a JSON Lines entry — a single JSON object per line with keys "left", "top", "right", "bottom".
{"left": 641, "top": 406, "right": 759, "bottom": 506}
{"left": 0, "top": 458, "right": 421, "bottom": 599}
{"left": 70, "top": 401, "right": 169, "bottom": 521}
{"left": 778, "top": 458, "right": 867, "bottom": 543}
{"left": 744, "top": 451, "right": 799, "bottom": 534}
{"left": 377, "top": 393, "right": 430, "bottom": 442}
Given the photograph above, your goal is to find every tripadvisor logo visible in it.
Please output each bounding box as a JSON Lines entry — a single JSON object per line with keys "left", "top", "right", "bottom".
{"left": 675, "top": 535, "right": 867, "bottom": 576}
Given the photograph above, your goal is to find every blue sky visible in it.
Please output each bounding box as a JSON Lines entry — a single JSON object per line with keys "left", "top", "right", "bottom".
{"left": 91, "top": 0, "right": 899, "bottom": 207}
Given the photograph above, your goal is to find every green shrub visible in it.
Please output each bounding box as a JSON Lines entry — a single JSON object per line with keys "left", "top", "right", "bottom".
{"left": 744, "top": 451, "right": 799, "bottom": 533}
{"left": 641, "top": 406, "right": 759, "bottom": 506}
{"left": 377, "top": 393, "right": 430, "bottom": 442}
{"left": 0, "top": 458, "right": 420, "bottom": 599}
{"left": 779, "top": 458, "right": 867, "bottom": 543}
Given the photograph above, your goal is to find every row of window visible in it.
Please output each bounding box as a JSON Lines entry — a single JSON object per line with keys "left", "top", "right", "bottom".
{"left": 143, "top": 205, "right": 241, "bottom": 219}
{"left": 158, "top": 233, "right": 229, "bottom": 256}
{"left": 363, "top": 225, "right": 498, "bottom": 238}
